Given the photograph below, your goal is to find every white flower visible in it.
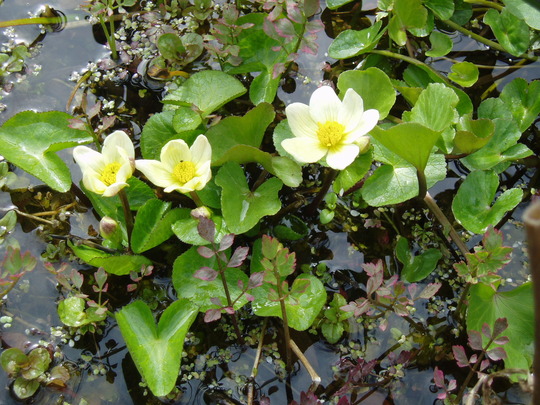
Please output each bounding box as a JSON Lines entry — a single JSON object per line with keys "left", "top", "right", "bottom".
{"left": 281, "top": 86, "right": 379, "bottom": 170}
{"left": 136, "top": 135, "right": 212, "bottom": 194}
{"left": 73, "top": 130, "right": 135, "bottom": 197}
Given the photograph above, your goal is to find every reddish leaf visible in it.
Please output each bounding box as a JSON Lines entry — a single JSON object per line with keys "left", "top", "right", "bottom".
{"left": 486, "top": 347, "right": 507, "bottom": 361}
{"left": 417, "top": 283, "right": 441, "bottom": 299}
{"left": 480, "top": 359, "right": 490, "bottom": 371}
{"left": 248, "top": 272, "right": 264, "bottom": 289}
{"left": 228, "top": 246, "right": 249, "bottom": 268}
{"left": 493, "top": 317, "right": 508, "bottom": 338}
{"left": 218, "top": 234, "right": 234, "bottom": 251}
{"left": 194, "top": 267, "right": 218, "bottom": 281}
{"left": 198, "top": 246, "right": 215, "bottom": 259}
{"left": 493, "top": 336, "right": 509, "bottom": 345}
{"left": 197, "top": 217, "right": 215, "bottom": 243}
{"left": 468, "top": 330, "right": 483, "bottom": 351}
{"left": 204, "top": 308, "right": 221, "bottom": 323}
{"left": 452, "top": 345, "right": 469, "bottom": 368}
{"left": 433, "top": 366, "right": 445, "bottom": 387}
{"left": 482, "top": 323, "right": 492, "bottom": 340}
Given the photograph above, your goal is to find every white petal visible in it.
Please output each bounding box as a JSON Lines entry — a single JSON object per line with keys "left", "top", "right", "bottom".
{"left": 103, "top": 182, "right": 128, "bottom": 197}
{"left": 116, "top": 162, "right": 133, "bottom": 184}
{"left": 285, "top": 104, "right": 318, "bottom": 139}
{"left": 282, "top": 137, "right": 327, "bottom": 164}
{"left": 344, "top": 109, "right": 380, "bottom": 143}
{"left": 136, "top": 160, "right": 175, "bottom": 188}
{"left": 309, "top": 86, "right": 341, "bottom": 124}
{"left": 195, "top": 160, "right": 212, "bottom": 184}
{"left": 326, "top": 144, "right": 360, "bottom": 170}
{"left": 338, "top": 89, "right": 365, "bottom": 133}
{"left": 103, "top": 131, "right": 135, "bottom": 159}
{"left": 82, "top": 174, "right": 107, "bottom": 195}
{"left": 191, "top": 135, "right": 212, "bottom": 165}
{"left": 73, "top": 146, "right": 106, "bottom": 175}
{"left": 160, "top": 140, "right": 191, "bottom": 170}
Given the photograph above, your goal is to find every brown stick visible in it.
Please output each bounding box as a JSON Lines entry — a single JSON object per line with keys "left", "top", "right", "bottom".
{"left": 289, "top": 338, "right": 321, "bottom": 386}
{"left": 523, "top": 201, "right": 540, "bottom": 405}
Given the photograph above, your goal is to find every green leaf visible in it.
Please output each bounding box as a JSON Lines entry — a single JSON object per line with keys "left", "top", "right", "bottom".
{"left": 328, "top": 21, "right": 384, "bottom": 59}
{"left": 271, "top": 156, "right": 303, "bottom": 188}
{"left": 1, "top": 348, "right": 28, "bottom": 374}
{"left": 172, "top": 247, "right": 249, "bottom": 312}
{"left": 467, "top": 282, "right": 533, "bottom": 369}
{"left": 499, "top": 78, "right": 540, "bottom": 132}
{"left": 326, "top": 0, "right": 356, "bottom": 9}
{"left": 503, "top": 0, "right": 540, "bottom": 30}
{"left": 0, "top": 111, "right": 93, "bottom": 192}
{"left": 424, "top": 0, "right": 454, "bottom": 20}
{"left": 402, "top": 83, "right": 459, "bottom": 132}
{"left": 171, "top": 209, "right": 227, "bottom": 245}
{"left": 371, "top": 123, "right": 440, "bottom": 172}
{"left": 157, "top": 33, "right": 185, "bottom": 61}
{"left": 425, "top": 31, "right": 453, "bottom": 57}
{"left": 448, "top": 61, "right": 479, "bottom": 87}
{"left": 274, "top": 215, "right": 309, "bottom": 241}
{"left": 249, "top": 71, "right": 281, "bottom": 104}
{"left": 140, "top": 111, "right": 177, "bottom": 160}
{"left": 172, "top": 106, "right": 203, "bottom": 133}
{"left": 69, "top": 241, "right": 152, "bottom": 275}
{"left": 215, "top": 162, "right": 283, "bottom": 235}
{"left": 13, "top": 377, "right": 39, "bottom": 399}
{"left": 58, "top": 296, "right": 106, "bottom": 327}
{"left": 337, "top": 67, "right": 396, "bottom": 119}
{"left": 252, "top": 274, "right": 327, "bottom": 331}
{"left": 484, "top": 8, "right": 530, "bottom": 57}
{"left": 453, "top": 115, "right": 494, "bottom": 154}
{"left": 116, "top": 299, "right": 198, "bottom": 397}
{"left": 131, "top": 200, "right": 184, "bottom": 254}
{"left": 273, "top": 120, "right": 296, "bottom": 160}
{"left": 452, "top": 170, "right": 523, "bottom": 234}
{"left": 162, "top": 71, "right": 246, "bottom": 117}
{"left": 206, "top": 103, "right": 275, "bottom": 160}
{"left": 362, "top": 149, "right": 446, "bottom": 206}
{"left": 393, "top": 0, "right": 428, "bottom": 39}
{"left": 461, "top": 118, "right": 533, "bottom": 171}
{"left": 478, "top": 97, "right": 514, "bottom": 121}
{"left": 396, "top": 236, "right": 442, "bottom": 282}
{"left": 333, "top": 150, "right": 373, "bottom": 194}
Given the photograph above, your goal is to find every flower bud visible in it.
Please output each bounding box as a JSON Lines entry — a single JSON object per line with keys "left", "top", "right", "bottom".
{"left": 190, "top": 206, "right": 212, "bottom": 220}
{"left": 99, "top": 216, "right": 119, "bottom": 239}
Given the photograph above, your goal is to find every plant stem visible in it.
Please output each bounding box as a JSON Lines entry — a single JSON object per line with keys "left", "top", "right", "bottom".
{"left": 290, "top": 338, "right": 321, "bottom": 385}
{"left": 423, "top": 192, "right": 469, "bottom": 257}
{"left": 117, "top": 189, "right": 133, "bottom": 249}
{"left": 189, "top": 191, "right": 204, "bottom": 207}
{"left": 0, "top": 16, "right": 63, "bottom": 28}
{"left": 248, "top": 318, "right": 268, "bottom": 405}
{"left": 306, "top": 168, "right": 338, "bottom": 216}
{"left": 369, "top": 50, "right": 450, "bottom": 84}
{"left": 274, "top": 270, "right": 292, "bottom": 371}
{"left": 523, "top": 201, "right": 540, "bottom": 405}
{"left": 462, "top": 0, "right": 503, "bottom": 11}
{"left": 416, "top": 169, "right": 427, "bottom": 200}
{"left": 213, "top": 246, "right": 244, "bottom": 344}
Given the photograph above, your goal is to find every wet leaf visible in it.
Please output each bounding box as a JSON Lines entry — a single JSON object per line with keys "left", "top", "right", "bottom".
{"left": 424, "top": 0, "right": 454, "bottom": 20}
{"left": 396, "top": 236, "right": 442, "bottom": 282}
{"left": 453, "top": 115, "right": 494, "bottom": 154}
{"left": 116, "top": 299, "right": 198, "bottom": 397}
{"left": 503, "top": 0, "right": 540, "bottom": 30}
{"left": 1, "top": 348, "right": 28, "bottom": 375}
{"left": 425, "top": 31, "right": 453, "bottom": 57}
{"left": 13, "top": 377, "right": 39, "bottom": 399}
{"left": 328, "top": 21, "right": 384, "bottom": 59}
{"left": 484, "top": 8, "right": 530, "bottom": 56}
{"left": 0, "top": 111, "right": 93, "bottom": 192}
{"left": 452, "top": 345, "right": 469, "bottom": 367}
{"left": 448, "top": 61, "right": 479, "bottom": 87}
{"left": 215, "top": 162, "right": 282, "bottom": 235}
{"left": 499, "top": 78, "right": 540, "bottom": 132}
{"left": 452, "top": 170, "right": 523, "bottom": 234}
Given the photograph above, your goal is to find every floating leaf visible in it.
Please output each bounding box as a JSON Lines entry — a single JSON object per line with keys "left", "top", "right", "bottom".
{"left": 453, "top": 115, "right": 494, "bottom": 154}
{"left": 337, "top": 67, "right": 396, "bottom": 119}
{"left": 328, "top": 21, "right": 384, "bottom": 59}
{"left": 215, "top": 162, "right": 282, "bottom": 235}
{"left": 116, "top": 300, "right": 198, "bottom": 397}
{"left": 503, "top": 0, "right": 540, "bottom": 30}
{"left": 425, "top": 30, "right": 453, "bottom": 57}
{"left": 396, "top": 236, "right": 442, "bottom": 282}
{"left": 424, "top": 0, "right": 454, "bottom": 20}
{"left": 452, "top": 170, "right": 523, "bottom": 234}
{"left": 499, "top": 78, "right": 540, "bottom": 132}
{"left": 484, "top": 8, "right": 530, "bottom": 57}
{"left": 448, "top": 61, "right": 479, "bottom": 87}
{"left": 0, "top": 111, "right": 92, "bottom": 192}
{"left": 162, "top": 71, "right": 246, "bottom": 117}
{"left": 467, "top": 282, "right": 533, "bottom": 370}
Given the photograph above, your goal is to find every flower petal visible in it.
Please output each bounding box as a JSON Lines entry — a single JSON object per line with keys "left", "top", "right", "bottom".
{"left": 136, "top": 160, "right": 175, "bottom": 188}
{"left": 195, "top": 160, "right": 212, "bottom": 187}
{"left": 326, "top": 144, "right": 360, "bottom": 170}
{"left": 160, "top": 140, "right": 191, "bottom": 170}
{"left": 191, "top": 135, "right": 212, "bottom": 165}
{"left": 82, "top": 174, "right": 107, "bottom": 195}
{"left": 103, "top": 182, "right": 128, "bottom": 197}
{"left": 338, "top": 89, "right": 365, "bottom": 133}
{"left": 282, "top": 137, "right": 327, "bottom": 164}
{"left": 73, "top": 146, "right": 106, "bottom": 175}
{"left": 103, "top": 131, "right": 135, "bottom": 159}
{"left": 286, "top": 103, "right": 318, "bottom": 139}
{"left": 345, "top": 109, "right": 380, "bottom": 142}
{"left": 309, "top": 86, "right": 341, "bottom": 124}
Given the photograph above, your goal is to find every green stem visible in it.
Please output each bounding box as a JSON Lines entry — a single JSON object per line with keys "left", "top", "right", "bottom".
{"left": 0, "top": 16, "right": 63, "bottom": 28}
{"left": 189, "top": 191, "right": 204, "bottom": 207}
{"left": 462, "top": 0, "right": 503, "bottom": 11}
{"left": 108, "top": 15, "right": 118, "bottom": 60}
{"left": 416, "top": 169, "right": 427, "bottom": 200}
{"left": 369, "top": 50, "right": 450, "bottom": 84}
{"left": 117, "top": 189, "right": 133, "bottom": 249}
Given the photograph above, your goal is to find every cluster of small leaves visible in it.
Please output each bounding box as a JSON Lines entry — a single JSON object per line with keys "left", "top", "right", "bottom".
{"left": 260, "top": 234, "right": 299, "bottom": 300}
{"left": 0, "top": 245, "right": 37, "bottom": 300}
{"left": 454, "top": 226, "right": 512, "bottom": 288}
{"left": 48, "top": 264, "right": 109, "bottom": 334}
{"left": 0, "top": 346, "right": 69, "bottom": 399}
{"left": 341, "top": 259, "right": 440, "bottom": 328}
{"left": 194, "top": 215, "right": 262, "bottom": 322}
{"left": 432, "top": 366, "right": 457, "bottom": 402}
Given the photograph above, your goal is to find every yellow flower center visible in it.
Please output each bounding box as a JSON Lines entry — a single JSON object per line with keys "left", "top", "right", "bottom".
{"left": 317, "top": 121, "right": 346, "bottom": 148}
{"left": 101, "top": 162, "right": 122, "bottom": 186}
{"left": 173, "top": 161, "right": 196, "bottom": 184}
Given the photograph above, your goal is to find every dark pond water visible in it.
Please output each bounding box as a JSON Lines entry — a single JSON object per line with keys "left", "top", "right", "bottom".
{"left": 0, "top": 0, "right": 537, "bottom": 404}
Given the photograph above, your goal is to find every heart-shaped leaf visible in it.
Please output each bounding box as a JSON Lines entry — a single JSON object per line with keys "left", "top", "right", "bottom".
{"left": 396, "top": 237, "right": 442, "bottom": 282}
{"left": 425, "top": 31, "right": 453, "bottom": 57}
{"left": 448, "top": 61, "right": 479, "bottom": 87}
{"left": 215, "top": 162, "right": 282, "bottom": 235}
{"left": 328, "top": 21, "right": 384, "bottom": 59}
{"left": 483, "top": 8, "right": 530, "bottom": 57}
{"left": 499, "top": 78, "right": 540, "bottom": 132}
{"left": 0, "top": 111, "right": 93, "bottom": 192}
{"left": 116, "top": 299, "right": 198, "bottom": 397}
{"left": 452, "top": 170, "right": 523, "bottom": 234}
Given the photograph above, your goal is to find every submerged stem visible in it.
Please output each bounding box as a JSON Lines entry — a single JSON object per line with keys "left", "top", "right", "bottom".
{"left": 275, "top": 272, "right": 292, "bottom": 371}
{"left": 307, "top": 168, "right": 338, "bottom": 216}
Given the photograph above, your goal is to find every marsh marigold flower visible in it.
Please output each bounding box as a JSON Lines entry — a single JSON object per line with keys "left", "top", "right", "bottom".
{"left": 281, "top": 86, "right": 379, "bottom": 170}
{"left": 136, "top": 135, "right": 212, "bottom": 194}
{"left": 73, "top": 130, "right": 135, "bottom": 197}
